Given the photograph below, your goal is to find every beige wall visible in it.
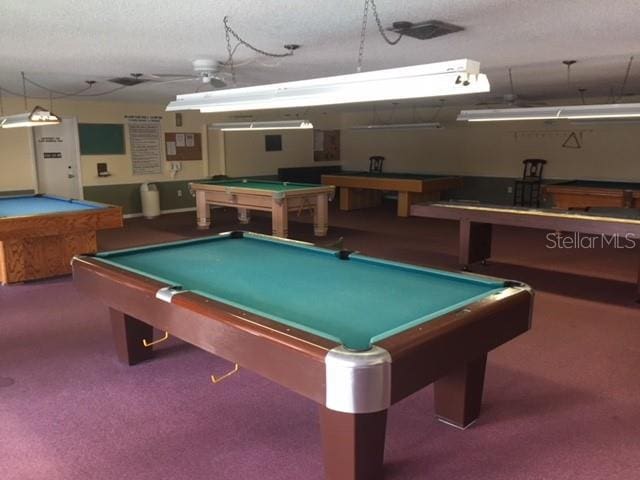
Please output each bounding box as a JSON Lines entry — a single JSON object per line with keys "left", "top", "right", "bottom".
{"left": 3, "top": 96, "right": 639, "bottom": 194}
{"left": 222, "top": 129, "right": 314, "bottom": 177}
{"left": 0, "top": 96, "right": 208, "bottom": 192}
{"left": 0, "top": 125, "right": 35, "bottom": 191}
{"left": 340, "top": 106, "right": 640, "bottom": 181}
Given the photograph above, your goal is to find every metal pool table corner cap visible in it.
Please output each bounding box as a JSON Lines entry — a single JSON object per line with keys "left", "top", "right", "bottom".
{"left": 324, "top": 346, "right": 392, "bottom": 414}
{"left": 155, "top": 286, "right": 185, "bottom": 302}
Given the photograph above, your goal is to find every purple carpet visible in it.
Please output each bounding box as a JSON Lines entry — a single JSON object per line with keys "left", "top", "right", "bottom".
{"left": 1, "top": 205, "right": 639, "bottom": 479}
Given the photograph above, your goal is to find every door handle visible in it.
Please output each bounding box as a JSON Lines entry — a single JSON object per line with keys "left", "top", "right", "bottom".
{"left": 68, "top": 174, "right": 76, "bottom": 179}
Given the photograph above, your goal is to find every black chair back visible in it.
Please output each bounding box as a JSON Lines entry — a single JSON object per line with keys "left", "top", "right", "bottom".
{"left": 369, "top": 156, "right": 385, "bottom": 173}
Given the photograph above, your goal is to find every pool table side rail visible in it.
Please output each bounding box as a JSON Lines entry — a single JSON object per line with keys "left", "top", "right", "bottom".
{"left": 321, "top": 174, "right": 463, "bottom": 193}
{"left": 190, "top": 181, "right": 336, "bottom": 199}
{"left": 409, "top": 202, "right": 640, "bottom": 236}
{"left": 379, "top": 286, "right": 532, "bottom": 403}
{"left": 71, "top": 255, "right": 336, "bottom": 404}
{"left": 0, "top": 204, "right": 123, "bottom": 239}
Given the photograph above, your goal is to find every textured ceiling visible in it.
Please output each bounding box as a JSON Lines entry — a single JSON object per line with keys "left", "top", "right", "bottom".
{"left": 0, "top": 0, "right": 638, "bottom": 108}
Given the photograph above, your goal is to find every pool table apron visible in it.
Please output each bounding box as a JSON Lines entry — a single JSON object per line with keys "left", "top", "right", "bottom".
{"left": 321, "top": 175, "right": 462, "bottom": 217}
{"left": 0, "top": 207, "right": 122, "bottom": 284}
{"left": 193, "top": 188, "right": 332, "bottom": 237}
{"left": 543, "top": 185, "right": 640, "bottom": 209}
{"left": 72, "top": 256, "right": 531, "bottom": 480}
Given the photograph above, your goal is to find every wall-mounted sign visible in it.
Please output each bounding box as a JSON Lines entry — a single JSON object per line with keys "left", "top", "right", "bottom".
{"left": 126, "top": 115, "right": 163, "bottom": 175}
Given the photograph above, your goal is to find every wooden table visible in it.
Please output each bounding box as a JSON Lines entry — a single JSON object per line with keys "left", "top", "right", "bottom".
{"left": 321, "top": 172, "right": 462, "bottom": 217}
{"left": 410, "top": 201, "right": 640, "bottom": 300}
{"left": 72, "top": 231, "right": 533, "bottom": 480}
{"left": 543, "top": 180, "right": 640, "bottom": 210}
{"left": 189, "top": 179, "right": 335, "bottom": 238}
{"left": 0, "top": 194, "right": 122, "bottom": 283}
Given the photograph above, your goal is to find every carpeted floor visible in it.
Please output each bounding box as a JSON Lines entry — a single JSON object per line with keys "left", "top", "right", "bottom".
{"left": 1, "top": 204, "right": 639, "bottom": 480}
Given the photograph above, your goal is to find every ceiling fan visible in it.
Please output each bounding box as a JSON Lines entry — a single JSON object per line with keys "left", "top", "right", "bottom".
{"left": 108, "top": 58, "right": 231, "bottom": 88}
{"left": 149, "top": 58, "right": 230, "bottom": 87}
{"left": 476, "top": 68, "right": 547, "bottom": 107}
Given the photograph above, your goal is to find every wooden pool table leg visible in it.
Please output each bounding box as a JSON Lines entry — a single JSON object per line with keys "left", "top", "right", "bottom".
{"left": 339, "top": 187, "right": 352, "bottom": 211}
{"left": 460, "top": 220, "right": 492, "bottom": 268}
{"left": 397, "top": 191, "right": 411, "bottom": 217}
{"left": 110, "top": 309, "right": 154, "bottom": 366}
{"left": 319, "top": 407, "right": 387, "bottom": 480}
{"left": 314, "top": 193, "right": 329, "bottom": 237}
{"left": 195, "top": 191, "right": 211, "bottom": 229}
{"left": 433, "top": 354, "right": 487, "bottom": 429}
{"left": 272, "top": 199, "right": 289, "bottom": 237}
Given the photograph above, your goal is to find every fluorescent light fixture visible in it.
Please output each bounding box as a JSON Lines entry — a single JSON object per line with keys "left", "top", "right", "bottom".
{"left": 570, "top": 118, "right": 640, "bottom": 126}
{"left": 209, "top": 120, "right": 313, "bottom": 131}
{"left": 350, "top": 122, "right": 443, "bottom": 131}
{"left": 167, "top": 59, "right": 490, "bottom": 113}
{"left": 0, "top": 106, "right": 62, "bottom": 128}
{"left": 457, "top": 102, "right": 640, "bottom": 122}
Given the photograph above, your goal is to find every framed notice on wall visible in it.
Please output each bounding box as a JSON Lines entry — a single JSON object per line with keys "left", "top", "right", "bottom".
{"left": 165, "top": 132, "right": 202, "bottom": 161}
{"left": 314, "top": 130, "right": 340, "bottom": 161}
{"left": 125, "top": 115, "right": 163, "bottom": 175}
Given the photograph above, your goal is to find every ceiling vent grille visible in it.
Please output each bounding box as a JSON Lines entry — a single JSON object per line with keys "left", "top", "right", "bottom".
{"left": 389, "top": 20, "right": 464, "bottom": 40}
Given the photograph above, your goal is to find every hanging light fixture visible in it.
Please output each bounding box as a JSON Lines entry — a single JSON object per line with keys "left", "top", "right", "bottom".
{"left": 209, "top": 120, "right": 313, "bottom": 131}
{"left": 457, "top": 102, "right": 640, "bottom": 122}
{"left": 1, "top": 105, "right": 62, "bottom": 129}
{"left": 458, "top": 58, "right": 640, "bottom": 123}
{"left": 0, "top": 72, "right": 62, "bottom": 129}
{"left": 167, "top": 59, "right": 490, "bottom": 113}
{"left": 351, "top": 99, "right": 446, "bottom": 130}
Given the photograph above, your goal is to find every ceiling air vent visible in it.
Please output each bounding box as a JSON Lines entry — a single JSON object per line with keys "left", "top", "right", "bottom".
{"left": 389, "top": 20, "right": 464, "bottom": 40}
{"left": 108, "top": 76, "right": 148, "bottom": 86}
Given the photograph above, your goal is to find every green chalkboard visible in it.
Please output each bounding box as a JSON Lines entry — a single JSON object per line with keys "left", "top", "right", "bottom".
{"left": 78, "top": 123, "right": 126, "bottom": 155}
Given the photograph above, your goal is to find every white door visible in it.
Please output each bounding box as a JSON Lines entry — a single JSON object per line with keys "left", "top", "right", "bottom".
{"left": 33, "top": 117, "right": 83, "bottom": 198}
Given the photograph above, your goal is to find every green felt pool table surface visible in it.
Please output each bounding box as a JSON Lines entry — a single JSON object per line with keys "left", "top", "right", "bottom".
{"left": 197, "top": 179, "right": 325, "bottom": 191}
{"left": 95, "top": 233, "right": 506, "bottom": 350}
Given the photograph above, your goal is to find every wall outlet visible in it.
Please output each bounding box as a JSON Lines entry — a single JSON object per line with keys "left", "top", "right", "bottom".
{"left": 507, "top": 186, "right": 513, "bottom": 193}
{"left": 177, "top": 189, "right": 182, "bottom": 197}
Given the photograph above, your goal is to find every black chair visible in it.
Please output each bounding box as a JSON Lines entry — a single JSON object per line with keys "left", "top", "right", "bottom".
{"left": 514, "top": 159, "right": 546, "bottom": 207}
{"left": 369, "top": 156, "right": 384, "bottom": 174}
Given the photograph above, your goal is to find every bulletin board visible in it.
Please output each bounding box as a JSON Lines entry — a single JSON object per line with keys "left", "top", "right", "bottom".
{"left": 78, "top": 123, "right": 126, "bottom": 155}
{"left": 164, "top": 132, "right": 202, "bottom": 161}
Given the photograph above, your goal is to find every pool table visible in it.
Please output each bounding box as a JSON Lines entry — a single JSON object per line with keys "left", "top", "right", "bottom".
{"left": 189, "top": 179, "right": 335, "bottom": 238}
{"left": 543, "top": 180, "right": 640, "bottom": 210}
{"left": 321, "top": 171, "right": 463, "bottom": 217}
{"left": 72, "top": 231, "right": 533, "bottom": 480}
{"left": 0, "top": 194, "right": 122, "bottom": 284}
{"left": 410, "top": 201, "right": 640, "bottom": 300}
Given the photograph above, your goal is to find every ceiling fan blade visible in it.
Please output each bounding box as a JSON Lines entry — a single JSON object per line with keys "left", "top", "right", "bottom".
{"left": 209, "top": 77, "right": 227, "bottom": 88}
{"left": 150, "top": 73, "right": 198, "bottom": 79}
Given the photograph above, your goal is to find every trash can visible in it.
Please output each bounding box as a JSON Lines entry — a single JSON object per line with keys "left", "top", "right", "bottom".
{"left": 140, "top": 183, "right": 160, "bottom": 219}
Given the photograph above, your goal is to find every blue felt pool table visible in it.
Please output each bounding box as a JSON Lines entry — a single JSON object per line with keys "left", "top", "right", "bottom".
{"left": 0, "top": 194, "right": 122, "bottom": 283}
{"left": 72, "top": 231, "right": 533, "bottom": 480}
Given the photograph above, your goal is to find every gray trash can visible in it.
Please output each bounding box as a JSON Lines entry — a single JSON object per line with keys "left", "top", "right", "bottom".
{"left": 140, "top": 183, "right": 160, "bottom": 219}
